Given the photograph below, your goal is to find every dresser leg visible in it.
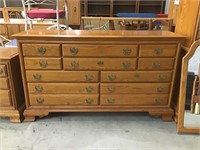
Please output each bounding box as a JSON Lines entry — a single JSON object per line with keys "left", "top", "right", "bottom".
{"left": 162, "top": 115, "right": 173, "bottom": 122}
{"left": 10, "top": 115, "right": 24, "bottom": 123}
{"left": 24, "top": 115, "right": 36, "bottom": 122}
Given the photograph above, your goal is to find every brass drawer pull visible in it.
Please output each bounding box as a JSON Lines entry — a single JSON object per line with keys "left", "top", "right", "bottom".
{"left": 155, "top": 98, "right": 162, "bottom": 104}
{"left": 154, "top": 48, "right": 162, "bottom": 55}
{"left": 158, "top": 74, "right": 165, "bottom": 81}
{"left": 36, "top": 98, "right": 44, "bottom": 104}
{"left": 85, "top": 98, "right": 93, "bottom": 105}
{"left": 152, "top": 62, "right": 161, "bottom": 68}
{"left": 108, "top": 74, "right": 116, "bottom": 81}
{"left": 70, "top": 61, "right": 79, "bottom": 69}
{"left": 157, "top": 87, "right": 163, "bottom": 93}
{"left": 33, "top": 73, "right": 41, "bottom": 81}
{"left": 85, "top": 87, "right": 94, "bottom": 93}
{"left": 39, "top": 60, "right": 48, "bottom": 68}
{"left": 35, "top": 85, "right": 43, "bottom": 93}
{"left": 97, "top": 61, "right": 104, "bottom": 66}
{"left": 85, "top": 74, "right": 94, "bottom": 81}
{"left": 69, "top": 47, "right": 79, "bottom": 55}
{"left": 122, "top": 62, "right": 131, "bottom": 69}
{"left": 123, "top": 48, "right": 132, "bottom": 56}
{"left": 0, "top": 68, "right": 3, "bottom": 75}
{"left": 37, "top": 47, "right": 46, "bottom": 54}
{"left": 107, "top": 98, "right": 115, "bottom": 105}
{"left": 107, "top": 86, "right": 115, "bottom": 93}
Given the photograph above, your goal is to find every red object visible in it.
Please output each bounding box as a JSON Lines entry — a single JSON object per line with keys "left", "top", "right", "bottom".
{"left": 27, "top": 9, "right": 65, "bottom": 19}
{"left": 156, "top": 14, "right": 168, "bottom": 18}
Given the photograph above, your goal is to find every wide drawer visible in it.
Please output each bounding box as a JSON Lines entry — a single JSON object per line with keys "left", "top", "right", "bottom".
{"left": 139, "top": 44, "right": 177, "bottom": 57}
{"left": 26, "top": 71, "right": 99, "bottom": 82}
{"left": 62, "top": 45, "right": 137, "bottom": 57}
{"left": 29, "top": 94, "right": 99, "bottom": 106}
{"left": 101, "top": 83, "right": 170, "bottom": 94}
{"left": 28, "top": 83, "right": 99, "bottom": 94}
{"left": 22, "top": 44, "right": 61, "bottom": 56}
{"left": 101, "top": 71, "right": 172, "bottom": 82}
{"left": 63, "top": 58, "right": 136, "bottom": 70}
{"left": 138, "top": 58, "right": 174, "bottom": 70}
{"left": 0, "top": 78, "right": 9, "bottom": 89}
{"left": 100, "top": 95, "right": 168, "bottom": 105}
{"left": 0, "top": 90, "right": 12, "bottom": 106}
{"left": 24, "top": 58, "right": 61, "bottom": 70}
{"left": 0, "top": 64, "right": 7, "bottom": 77}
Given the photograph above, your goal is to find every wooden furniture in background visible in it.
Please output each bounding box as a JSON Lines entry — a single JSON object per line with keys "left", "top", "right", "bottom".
{"left": 13, "top": 30, "right": 185, "bottom": 122}
{"left": 0, "top": 48, "right": 25, "bottom": 122}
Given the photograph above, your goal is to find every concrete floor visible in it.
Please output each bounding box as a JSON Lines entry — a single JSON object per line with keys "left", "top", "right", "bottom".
{"left": 0, "top": 112, "right": 200, "bottom": 150}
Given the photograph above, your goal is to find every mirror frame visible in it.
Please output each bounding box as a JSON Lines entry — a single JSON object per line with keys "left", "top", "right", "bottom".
{"left": 177, "top": 40, "right": 200, "bottom": 134}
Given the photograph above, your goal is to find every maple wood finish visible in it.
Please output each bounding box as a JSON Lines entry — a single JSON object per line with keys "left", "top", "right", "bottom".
{"left": 13, "top": 30, "right": 185, "bottom": 122}
{"left": 0, "top": 48, "right": 25, "bottom": 122}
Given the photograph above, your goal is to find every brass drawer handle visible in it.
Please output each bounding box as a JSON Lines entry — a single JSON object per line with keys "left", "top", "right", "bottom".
{"left": 155, "top": 98, "right": 162, "bottom": 104}
{"left": 36, "top": 98, "right": 44, "bottom": 104}
{"left": 107, "top": 98, "right": 115, "bottom": 105}
{"left": 33, "top": 73, "right": 41, "bottom": 81}
{"left": 85, "top": 98, "right": 93, "bottom": 105}
{"left": 158, "top": 74, "right": 165, "bottom": 81}
{"left": 85, "top": 74, "right": 94, "bottom": 81}
{"left": 154, "top": 48, "right": 162, "bottom": 55}
{"left": 122, "top": 62, "right": 131, "bottom": 69}
{"left": 37, "top": 47, "right": 46, "bottom": 54}
{"left": 123, "top": 48, "right": 132, "bottom": 56}
{"left": 97, "top": 61, "right": 104, "bottom": 66}
{"left": 39, "top": 60, "right": 48, "bottom": 68}
{"left": 0, "top": 68, "right": 3, "bottom": 75}
{"left": 157, "top": 87, "right": 163, "bottom": 93}
{"left": 70, "top": 61, "right": 79, "bottom": 69}
{"left": 69, "top": 47, "right": 79, "bottom": 55}
{"left": 108, "top": 74, "right": 116, "bottom": 81}
{"left": 152, "top": 62, "right": 161, "bottom": 68}
{"left": 85, "top": 87, "right": 94, "bottom": 93}
{"left": 107, "top": 86, "right": 115, "bottom": 93}
{"left": 35, "top": 85, "right": 43, "bottom": 93}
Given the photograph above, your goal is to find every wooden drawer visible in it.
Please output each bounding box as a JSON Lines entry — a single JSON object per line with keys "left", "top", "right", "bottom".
{"left": 26, "top": 71, "right": 99, "bottom": 82}
{"left": 22, "top": 44, "right": 61, "bottom": 56}
{"left": 100, "top": 95, "right": 168, "bottom": 105}
{"left": 101, "top": 83, "right": 170, "bottom": 94}
{"left": 138, "top": 58, "right": 174, "bottom": 70}
{"left": 62, "top": 45, "right": 138, "bottom": 57}
{"left": 28, "top": 83, "right": 99, "bottom": 94}
{"left": 0, "top": 90, "right": 12, "bottom": 106}
{"left": 63, "top": 58, "right": 136, "bottom": 70}
{"left": 29, "top": 95, "right": 99, "bottom": 106}
{"left": 0, "top": 64, "right": 7, "bottom": 77}
{"left": 24, "top": 58, "right": 61, "bottom": 70}
{"left": 0, "top": 25, "right": 7, "bottom": 34}
{"left": 101, "top": 71, "right": 172, "bottom": 82}
{"left": 139, "top": 44, "right": 177, "bottom": 57}
{"left": 0, "top": 78, "right": 9, "bottom": 89}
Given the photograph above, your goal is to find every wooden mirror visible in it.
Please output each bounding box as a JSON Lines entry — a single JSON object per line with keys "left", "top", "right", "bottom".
{"left": 177, "top": 40, "right": 200, "bottom": 133}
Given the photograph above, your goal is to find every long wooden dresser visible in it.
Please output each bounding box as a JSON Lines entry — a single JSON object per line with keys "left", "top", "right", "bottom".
{"left": 13, "top": 30, "right": 185, "bottom": 122}
{"left": 0, "top": 48, "right": 25, "bottom": 122}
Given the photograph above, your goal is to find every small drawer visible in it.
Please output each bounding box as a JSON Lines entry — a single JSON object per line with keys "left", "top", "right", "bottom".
{"left": 22, "top": 44, "right": 61, "bottom": 56}
{"left": 0, "top": 78, "right": 9, "bottom": 89}
{"left": 101, "top": 71, "right": 172, "bottom": 82}
{"left": 63, "top": 58, "right": 136, "bottom": 70}
{"left": 24, "top": 58, "right": 61, "bottom": 70}
{"left": 100, "top": 95, "right": 168, "bottom": 105}
{"left": 0, "top": 65, "right": 7, "bottom": 77}
{"left": 139, "top": 45, "right": 177, "bottom": 57}
{"left": 28, "top": 83, "right": 99, "bottom": 94}
{"left": 62, "top": 45, "right": 137, "bottom": 57}
{"left": 138, "top": 58, "right": 174, "bottom": 70}
{"left": 0, "top": 90, "right": 12, "bottom": 106}
{"left": 29, "top": 94, "right": 99, "bottom": 106}
{"left": 101, "top": 83, "right": 170, "bottom": 94}
{"left": 26, "top": 71, "right": 99, "bottom": 82}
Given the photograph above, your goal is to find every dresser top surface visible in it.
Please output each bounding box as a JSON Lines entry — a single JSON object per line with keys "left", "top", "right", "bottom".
{"left": 13, "top": 30, "right": 185, "bottom": 40}
{"left": 0, "top": 48, "right": 18, "bottom": 59}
